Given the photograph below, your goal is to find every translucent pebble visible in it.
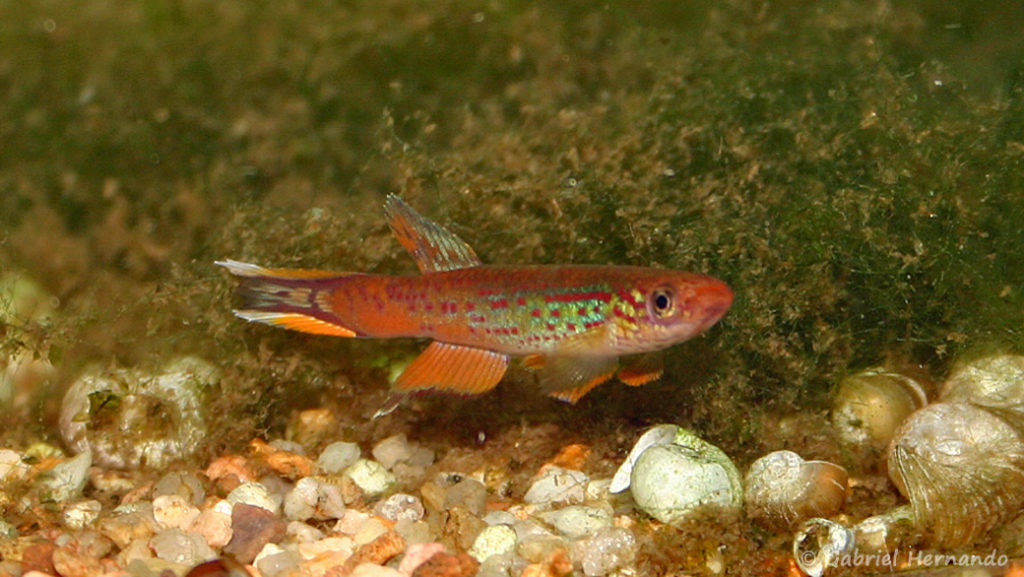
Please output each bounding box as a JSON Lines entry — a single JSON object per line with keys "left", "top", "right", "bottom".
{"left": 286, "top": 521, "right": 324, "bottom": 543}
{"left": 227, "top": 481, "right": 281, "bottom": 514}
{"left": 444, "top": 478, "right": 488, "bottom": 515}
{"left": 372, "top": 434, "right": 415, "bottom": 469}
{"left": 344, "top": 459, "right": 396, "bottom": 498}
{"left": 283, "top": 477, "right": 346, "bottom": 522}
{"left": 573, "top": 526, "right": 637, "bottom": 576}
{"left": 0, "top": 449, "right": 29, "bottom": 482}
{"left": 318, "top": 442, "right": 361, "bottom": 474}
{"left": 373, "top": 493, "right": 424, "bottom": 522}
{"left": 154, "top": 471, "right": 206, "bottom": 505}
{"left": 153, "top": 494, "right": 200, "bottom": 530}
{"left": 516, "top": 534, "right": 571, "bottom": 564}
{"left": 523, "top": 467, "right": 589, "bottom": 506}
{"left": 469, "top": 524, "right": 518, "bottom": 563}
{"left": 394, "top": 519, "right": 431, "bottom": 545}
{"left": 255, "top": 543, "right": 301, "bottom": 577}
{"left": 539, "top": 505, "right": 613, "bottom": 539}
{"left": 150, "top": 527, "right": 216, "bottom": 566}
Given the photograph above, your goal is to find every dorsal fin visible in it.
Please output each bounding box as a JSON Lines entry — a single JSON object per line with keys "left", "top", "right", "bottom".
{"left": 384, "top": 195, "right": 481, "bottom": 273}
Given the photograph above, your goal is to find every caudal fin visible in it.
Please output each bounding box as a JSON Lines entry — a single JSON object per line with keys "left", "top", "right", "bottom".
{"left": 215, "top": 259, "right": 362, "bottom": 337}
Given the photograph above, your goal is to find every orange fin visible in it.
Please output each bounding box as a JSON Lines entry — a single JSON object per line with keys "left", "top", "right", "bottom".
{"left": 233, "top": 310, "right": 357, "bottom": 337}
{"left": 617, "top": 352, "right": 664, "bottom": 386}
{"left": 217, "top": 260, "right": 362, "bottom": 337}
{"left": 536, "top": 355, "right": 618, "bottom": 403}
{"left": 393, "top": 341, "right": 509, "bottom": 395}
{"left": 522, "top": 354, "right": 545, "bottom": 371}
{"left": 548, "top": 376, "right": 611, "bottom": 404}
{"left": 384, "top": 195, "right": 481, "bottom": 273}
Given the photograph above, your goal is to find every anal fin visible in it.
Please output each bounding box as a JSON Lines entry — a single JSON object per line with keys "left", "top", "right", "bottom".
{"left": 393, "top": 342, "right": 509, "bottom": 395}
{"left": 234, "top": 310, "right": 357, "bottom": 337}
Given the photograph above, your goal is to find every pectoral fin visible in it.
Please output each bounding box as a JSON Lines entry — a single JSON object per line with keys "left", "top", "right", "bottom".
{"left": 617, "top": 352, "right": 664, "bottom": 386}
{"left": 393, "top": 341, "right": 509, "bottom": 395}
{"left": 528, "top": 355, "right": 619, "bottom": 404}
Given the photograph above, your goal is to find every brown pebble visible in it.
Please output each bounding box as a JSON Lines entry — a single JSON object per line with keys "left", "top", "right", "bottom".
{"left": 547, "top": 443, "right": 590, "bottom": 471}
{"left": 443, "top": 506, "right": 486, "bottom": 552}
{"left": 327, "top": 531, "right": 405, "bottom": 576}
{"left": 20, "top": 541, "right": 56, "bottom": 575}
{"left": 223, "top": 503, "right": 287, "bottom": 564}
{"left": 411, "top": 552, "right": 479, "bottom": 577}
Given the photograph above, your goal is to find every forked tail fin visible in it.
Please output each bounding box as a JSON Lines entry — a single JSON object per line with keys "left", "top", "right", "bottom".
{"left": 215, "top": 259, "right": 362, "bottom": 337}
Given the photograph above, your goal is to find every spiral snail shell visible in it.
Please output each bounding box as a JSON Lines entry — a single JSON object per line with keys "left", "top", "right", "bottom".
{"left": 744, "top": 450, "right": 848, "bottom": 530}
{"left": 886, "top": 401, "right": 1024, "bottom": 548}
{"left": 831, "top": 368, "right": 928, "bottom": 467}
{"left": 940, "top": 353, "right": 1024, "bottom": 434}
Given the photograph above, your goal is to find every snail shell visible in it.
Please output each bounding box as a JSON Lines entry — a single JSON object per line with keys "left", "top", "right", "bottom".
{"left": 887, "top": 401, "right": 1024, "bottom": 548}
{"left": 941, "top": 353, "right": 1024, "bottom": 435}
{"left": 744, "top": 450, "right": 848, "bottom": 530}
{"left": 831, "top": 368, "right": 928, "bottom": 466}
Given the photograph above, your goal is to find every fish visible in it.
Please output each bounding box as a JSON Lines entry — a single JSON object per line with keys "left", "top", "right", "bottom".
{"left": 217, "top": 195, "right": 732, "bottom": 410}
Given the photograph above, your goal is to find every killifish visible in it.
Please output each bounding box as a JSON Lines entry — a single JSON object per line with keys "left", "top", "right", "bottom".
{"left": 217, "top": 195, "right": 732, "bottom": 407}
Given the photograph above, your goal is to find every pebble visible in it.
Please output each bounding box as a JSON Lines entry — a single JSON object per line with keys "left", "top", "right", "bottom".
{"left": 223, "top": 503, "right": 287, "bottom": 564}
{"left": 469, "top": 524, "right": 518, "bottom": 563}
{"left": 153, "top": 471, "right": 206, "bottom": 505}
{"left": 408, "top": 550, "right": 479, "bottom": 577}
{"left": 372, "top": 434, "right": 415, "bottom": 469}
{"left": 187, "top": 503, "right": 233, "bottom": 548}
{"left": 286, "top": 520, "right": 324, "bottom": 543}
{"left": 0, "top": 449, "right": 29, "bottom": 482}
{"left": 98, "top": 502, "right": 158, "bottom": 548}
{"left": 254, "top": 543, "right": 301, "bottom": 577}
{"left": 354, "top": 517, "right": 390, "bottom": 546}
{"left": 317, "top": 441, "right": 361, "bottom": 474}
{"left": 345, "top": 459, "right": 397, "bottom": 497}
{"left": 39, "top": 451, "right": 92, "bottom": 503}
{"left": 62, "top": 499, "right": 103, "bottom": 530}
{"left": 538, "top": 505, "right": 613, "bottom": 539}
{"left": 573, "top": 527, "right": 637, "bottom": 577}
{"left": 283, "top": 476, "right": 346, "bottom": 521}
{"left": 153, "top": 494, "right": 201, "bottom": 530}
{"left": 443, "top": 478, "right": 488, "bottom": 515}
{"left": 226, "top": 481, "right": 281, "bottom": 514}
{"left": 373, "top": 492, "right": 424, "bottom": 522}
{"left": 394, "top": 519, "right": 432, "bottom": 546}
{"left": 523, "top": 467, "right": 589, "bottom": 506}
{"left": 150, "top": 527, "right": 216, "bottom": 567}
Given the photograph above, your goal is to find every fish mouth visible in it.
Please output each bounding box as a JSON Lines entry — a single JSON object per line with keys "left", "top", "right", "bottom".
{"left": 696, "top": 281, "right": 734, "bottom": 326}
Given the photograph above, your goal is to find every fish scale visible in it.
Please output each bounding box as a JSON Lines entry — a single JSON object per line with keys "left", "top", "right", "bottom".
{"left": 217, "top": 195, "right": 732, "bottom": 411}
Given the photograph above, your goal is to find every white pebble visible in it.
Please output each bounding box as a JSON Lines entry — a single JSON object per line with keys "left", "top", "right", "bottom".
{"left": 283, "top": 477, "right": 345, "bottom": 521}
{"left": 226, "top": 481, "right": 281, "bottom": 514}
{"left": 573, "top": 526, "right": 637, "bottom": 576}
{"left": 373, "top": 493, "right": 424, "bottom": 522}
{"left": 394, "top": 519, "right": 431, "bottom": 545}
{"left": 318, "top": 441, "right": 361, "bottom": 474}
{"left": 523, "top": 466, "right": 588, "bottom": 506}
{"left": 469, "top": 524, "right": 518, "bottom": 563}
{"left": 40, "top": 451, "right": 92, "bottom": 503}
{"left": 539, "top": 506, "right": 613, "bottom": 539}
{"left": 344, "top": 459, "right": 396, "bottom": 497}
{"left": 286, "top": 521, "right": 324, "bottom": 543}
{"left": 153, "top": 494, "right": 200, "bottom": 530}
{"left": 62, "top": 499, "right": 102, "bottom": 529}
{"left": 482, "top": 511, "right": 517, "bottom": 526}
{"left": 629, "top": 441, "right": 742, "bottom": 526}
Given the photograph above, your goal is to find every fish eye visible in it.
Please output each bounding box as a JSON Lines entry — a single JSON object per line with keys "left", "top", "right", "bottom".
{"left": 650, "top": 287, "right": 674, "bottom": 318}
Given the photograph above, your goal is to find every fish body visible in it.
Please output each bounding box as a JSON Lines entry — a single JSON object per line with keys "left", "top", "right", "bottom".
{"left": 218, "top": 195, "right": 732, "bottom": 404}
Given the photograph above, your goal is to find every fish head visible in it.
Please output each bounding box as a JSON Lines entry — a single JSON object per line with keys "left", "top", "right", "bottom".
{"left": 615, "top": 270, "right": 733, "bottom": 353}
